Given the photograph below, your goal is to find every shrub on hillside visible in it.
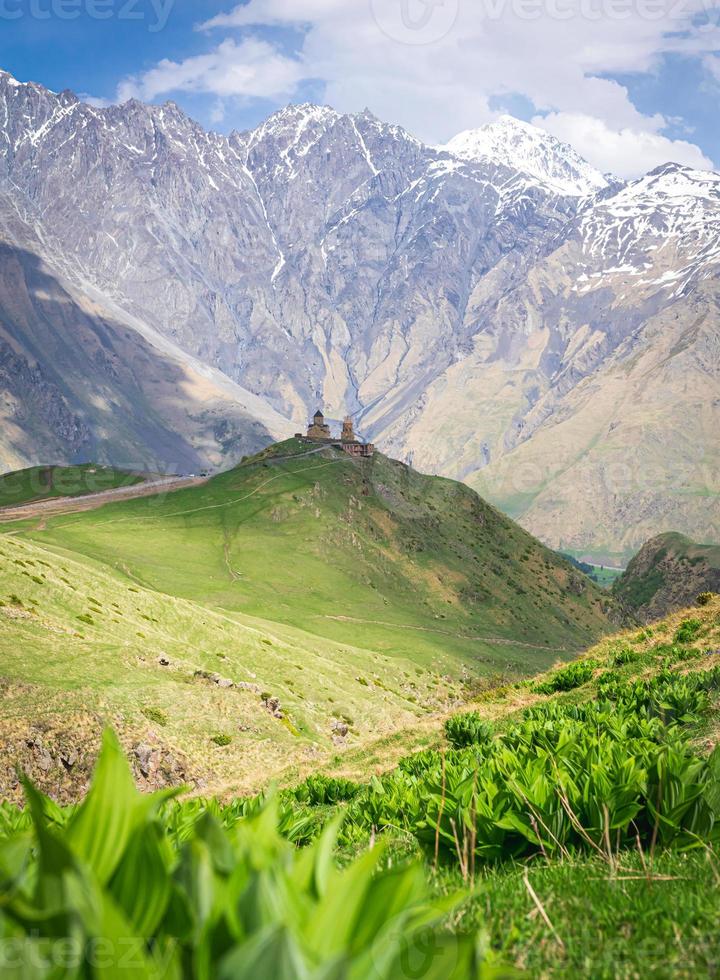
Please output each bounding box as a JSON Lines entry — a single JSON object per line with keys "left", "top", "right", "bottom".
{"left": 600, "top": 666, "right": 720, "bottom": 725}
{"left": 398, "top": 748, "right": 443, "bottom": 777}
{"left": 675, "top": 618, "right": 703, "bottom": 644}
{"left": 612, "top": 646, "right": 641, "bottom": 666}
{"left": 141, "top": 706, "right": 168, "bottom": 727}
{"left": 697, "top": 592, "right": 716, "bottom": 606}
{"left": 292, "top": 774, "right": 361, "bottom": 806}
{"left": 533, "top": 658, "right": 600, "bottom": 694}
{"left": 444, "top": 711, "right": 494, "bottom": 749}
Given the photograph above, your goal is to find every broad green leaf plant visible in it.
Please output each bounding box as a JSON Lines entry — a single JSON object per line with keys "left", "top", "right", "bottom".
{"left": 0, "top": 731, "right": 506, "bottom": 979}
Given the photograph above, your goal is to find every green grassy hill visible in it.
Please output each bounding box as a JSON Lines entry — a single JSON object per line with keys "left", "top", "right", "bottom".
{"left": 0, "top": 464, "right": 145, "bottom": 508}
{"left": 2, "top": 594, "right": 718, "bottom": 978}
{"left": 314, "top": 594, "right": 720, "bottom": 977}
{"left": 614, "top": 531, "right": 720, "bottom": 622}
{"left": 5, "top": 440, "right": 616, "bottom": 662}
{"left": 0, "top": 532, "right": 459, "bottom": 801}
{"left": 0, "top": 440, "right": 619, "bottom": 798}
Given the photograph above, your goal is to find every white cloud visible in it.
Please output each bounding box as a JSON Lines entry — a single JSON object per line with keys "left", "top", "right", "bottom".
{"left": 704, "top": 53, "right": 720, "bottom": 82}
{"left": 199, "top": 0, "right": 347, "bottom": 31}
{"left": 117, "top": 0, "right": 718, "bottom": 174}
{"left": 79, "top": 93, "right": 113, "bottom": 109}
{"left": 534, "top": 112, "right": 714, "bottom": 177}
{"left": 117, "top": 37, "right": 304, "bottom": 103}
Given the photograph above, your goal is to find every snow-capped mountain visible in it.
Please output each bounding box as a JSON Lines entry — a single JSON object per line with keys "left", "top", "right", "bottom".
{"left": 442, "top": 115, "right": 610, "bottom": 197}
{"left": 0, "top": 69, "right": 717, "bottom": 559}
{"left": 577, "top": 163, "right": 720, "bottom": 295}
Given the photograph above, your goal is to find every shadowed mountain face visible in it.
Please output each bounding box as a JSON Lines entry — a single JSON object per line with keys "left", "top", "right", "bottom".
{"left": 0, "top": 71, "right": 718, "bottom": 557}
{"left": 0, "top": 231, "right": 286, "bottom": 474}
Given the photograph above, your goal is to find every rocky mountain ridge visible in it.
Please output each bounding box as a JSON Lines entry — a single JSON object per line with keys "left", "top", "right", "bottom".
{"left": 0, "top": 69, "right": 717, "bottom": 558}
{"left": 613, "top": 532, "right": 720, "bottom": 622}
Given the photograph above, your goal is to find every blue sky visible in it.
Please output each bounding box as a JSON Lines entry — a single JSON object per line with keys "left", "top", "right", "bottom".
{"left": 1, "top": 0, "right": 718, "bottom": 176}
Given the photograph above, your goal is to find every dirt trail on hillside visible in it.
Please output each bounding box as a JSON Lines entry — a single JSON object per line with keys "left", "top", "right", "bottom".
{"left": 321, "top": 614, "right": 567, "bottom": 651}
{"left": 0, "top": 476, "right": 207, "bottom": 524}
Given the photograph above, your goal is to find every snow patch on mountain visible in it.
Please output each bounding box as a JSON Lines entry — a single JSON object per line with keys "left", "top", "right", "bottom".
{"left": 578, "top": 163, "right": 720, "bottom": 285}
{"left": 600, "top": 163, "right": 720, "bottom": 215}
{"left": 441, "top": 115, "right": 609, "bottom": 197}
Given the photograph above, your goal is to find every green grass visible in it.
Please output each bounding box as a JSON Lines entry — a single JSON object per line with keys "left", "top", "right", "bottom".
{"left": 0, "top": 464, "right": 145, "bottom": 508}
{"left": 1, "top": 447, "right": 717, "bottom": 976}
{"left": 0, "top": 732, "right": 495, "bottom": 979}
{"left": 3, "top": 441, "right": 615, "bottom": 672}
{"left": 0, "top": 532, "right": 458, "bottom": 800}
{"left": 302, "top": 597, "right": 720, "bottom": 975}
{"left": 2, "top": 598, "right": 719, "bottom": 977}
{"left": 0, "top": 440, "right": 621, "bottom": 799}
{"left": 452, "top": 849, "right": 720, "bottom": 979}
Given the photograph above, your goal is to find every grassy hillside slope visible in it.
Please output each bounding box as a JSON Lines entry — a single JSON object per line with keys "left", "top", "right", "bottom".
{"left": 0, "top": 440, "right": 619, "bottom": 799}
{"left": 0, "top": 464, "right": 145, "bottom": 508}
{"left": 614, "top": 531, "right": 720, "bottom": 622}
{"left": 280, "top": 594, "right": 720, "bottom": 977}
{"left": 0, "top": 531, "right": 465, "bottom": 802}
{"left": 322, "top": 592, "right": 720, "bottom": 786}
{"left": 2, "top": 596, "right": 718, "bottom": 978}
{"left": 4, "top": 440, "right": 615, "bottom": 667}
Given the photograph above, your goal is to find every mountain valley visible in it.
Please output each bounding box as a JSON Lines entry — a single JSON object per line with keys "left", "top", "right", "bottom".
{"left": 3, "top": 6, "right": 720, "bottom": 969}
{"left": 1, "top": 71, "right": 718, "bottom": 559}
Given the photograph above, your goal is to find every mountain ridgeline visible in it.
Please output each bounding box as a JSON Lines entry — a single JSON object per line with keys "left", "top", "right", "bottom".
{"left": 0, "top": 71, "right": 718, "bottom": 560}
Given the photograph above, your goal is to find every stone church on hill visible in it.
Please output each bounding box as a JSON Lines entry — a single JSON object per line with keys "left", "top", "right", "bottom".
{"left": 306, "top": 410, "right": 332, "bottom": 440}
{"left": 296, "top": 410, "right": 375, "bottom": 457}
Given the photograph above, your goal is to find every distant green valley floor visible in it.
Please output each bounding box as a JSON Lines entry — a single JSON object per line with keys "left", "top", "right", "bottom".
{"left": 561, "top": 551, "right": 625, "bottom": 588}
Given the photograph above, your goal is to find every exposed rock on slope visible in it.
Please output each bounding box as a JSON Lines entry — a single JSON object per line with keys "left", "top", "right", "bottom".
{"left": 0, "top": 72, "right": 586, "bottom": 455}
{"left": 392, "top": 165, "right": 720, "bottom": 562}
{"left": 613, "top": 532, "right": 720, "bottom": 622}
